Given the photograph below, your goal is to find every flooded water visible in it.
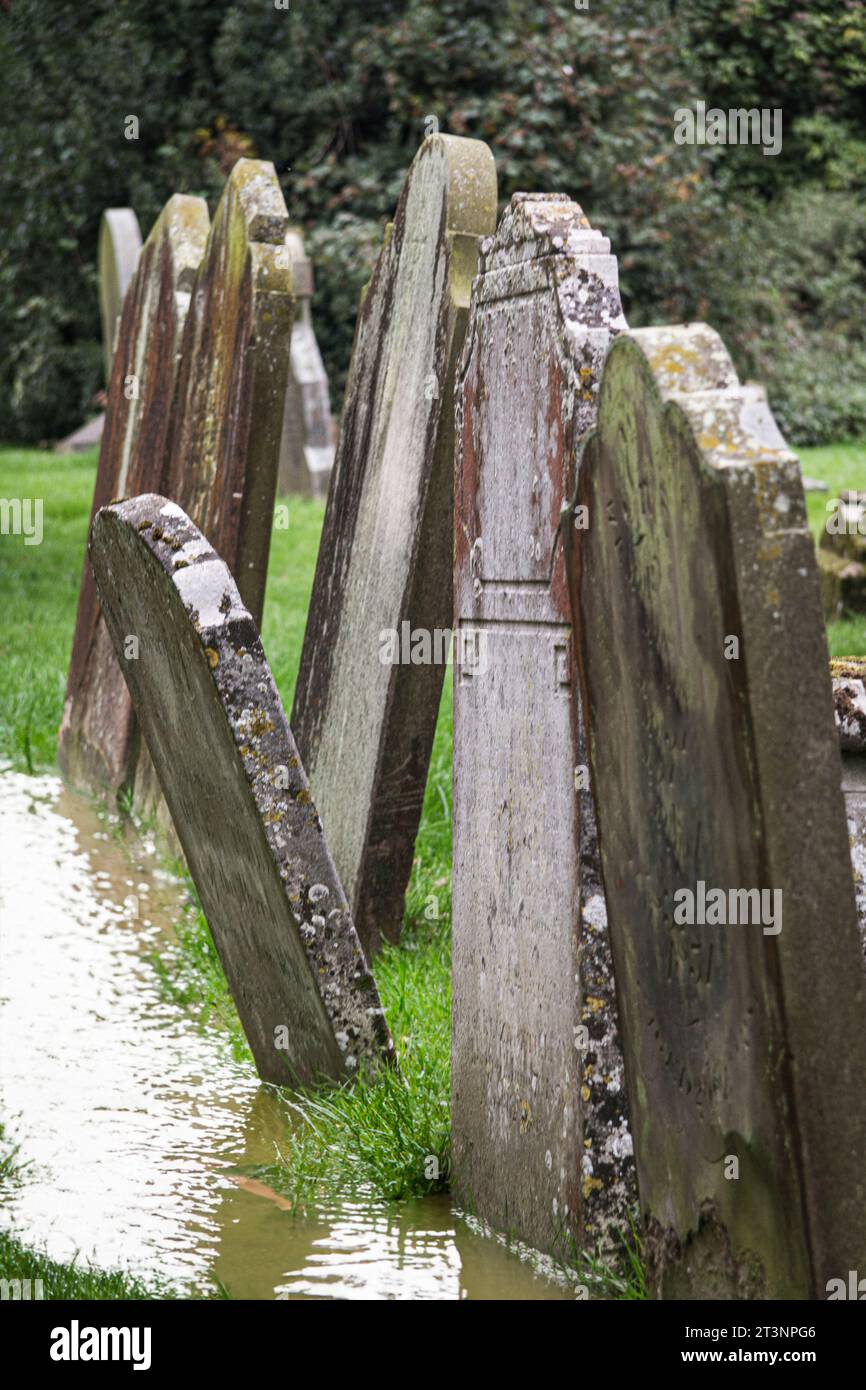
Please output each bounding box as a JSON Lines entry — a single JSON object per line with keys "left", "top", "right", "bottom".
{"left": 0, "top": 769, "right": 578, "bottom": 1299}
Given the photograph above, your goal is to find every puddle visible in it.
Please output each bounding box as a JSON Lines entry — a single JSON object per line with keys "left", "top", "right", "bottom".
{"left": 0, "top": 770, "right": 577, "bottom": 1299}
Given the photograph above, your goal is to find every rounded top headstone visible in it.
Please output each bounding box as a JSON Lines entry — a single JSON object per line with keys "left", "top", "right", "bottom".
{"left": 98, "top": 208, "right": 143, "bottom": 384}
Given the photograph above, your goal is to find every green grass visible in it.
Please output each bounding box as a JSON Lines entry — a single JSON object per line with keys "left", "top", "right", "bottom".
{"left": 0, "top": 1127, "right": 188, "bottom": 1299}
{"left": 0, "top": 444, "right": 455, "bottom": 1212}
{"left": 0, "top": 441, "right": 860, "bottom": 776}
{"left": 0, "top": 449, "right": 94, "bottom": 771}
{"left": 0, "top": 439, "right": 861, "bottom": 1301}
{"left": 255, "top": 913, "right": 452, "bottom": 1203}
{"left": 0, "top": 1231, "right": 184, "bottom": 1300}
{"left": 804, "top": 439, "right": 866, "bottom": 656}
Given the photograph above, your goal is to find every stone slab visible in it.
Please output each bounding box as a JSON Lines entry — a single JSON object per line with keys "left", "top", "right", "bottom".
{"left": 161, "top": 158, "right": 294, "bottom": 627}
{"left": 59, "top": 195, "right": 210, "bottom": 793}
{"left": 572, "top": 322, "right": 866, "bottom": 1298}
{"left": 278, "top": 228, "right": 335, "bottom": 499}
{"left": 452, "top": 193, "right": 635, "bottom": 1259}
{"left": 89, "top": 493, "right": 395, "bottom": 1086}
{"left": 54, "top": 414, "right": 105, "bottom": 454}
{"left": 133, "top": 160, "right": 295, "bottom": 825}
{"left": 98, "top": 208, "right": 142, "bottom": 383}
{"left": 291, "top": 134, "right": 497, "bottom": 953}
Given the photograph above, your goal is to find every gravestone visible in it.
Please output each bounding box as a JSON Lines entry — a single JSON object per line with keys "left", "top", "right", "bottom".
{"left": 161, "top": 158, "right": 294, "bottom": 626}
{"left": 278, "top": 228, "right": 335, "bottom": 499}
{"left": 98, "top": 208, "right": 143, "bottom": 383}
{"left": 572, "top": 322, "right": 866, "bottom": 1298}
{"left": 89, "top": 493, "right": 394, "bottom": 1086}
{"left": 54, "top": 415, "right": 105, "bottom": 454}
{"left": 834, "top": 658, "right": 866, "bottom": 946}
{"left": 452, "top": 193, "right": 635, "bottom": 1259}
{"left": 292, "top": 134, "right": 497, "bottom": 953}
{"left": 59, "top": 195, "right": 210, "bottom": 792}
{"left": 133, "top": 159, "right": 295, "bottom": 824}
{"left": 742, "top": 381, "right": 825, "bottom": 493}
{"left": 819, "top": 491, "right": 866, "bottom": 619}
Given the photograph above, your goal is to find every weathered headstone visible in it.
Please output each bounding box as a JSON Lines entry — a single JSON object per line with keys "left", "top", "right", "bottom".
{"left": 98, "top": 208, "right": 143, "bottom": 383}
{"left": 89, "top": 493, "right": 394, "bottom": 1086}
{"left": 59, "top": 195, "right": 210, "bottom": 792}
{"left": 161, "top": 158, "right": 294, "bottom": 626}
{"left": 132, "top": 159, "right": 295, "bottom": 824}
{"left": 292, "top": 134, "right": 497, "bottom": 953}
{"left": 572, "top": 322, "right": 866, "bottom": 1298}
{"left": 741, "top": 381, "right": 825, "bottom": 493}
{"left": 54, "top": 415, "right": 105, "bottom": 454}
{"left": 834, "top": 658, "right": 866, "bottom": 946}
{"left": 278, "top": 228, "right": 335, "bottom": 499}
{"left": 452, "top": 193, "right": 635, "bottom": 1259}
{"left": 819, "top": 491, "right": 866, "bottom": 619}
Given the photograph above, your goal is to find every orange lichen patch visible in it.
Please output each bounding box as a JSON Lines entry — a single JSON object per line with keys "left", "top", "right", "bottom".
{"left": 243, "top": 708, "right": 274, "bottom": 738}
{"left": 205, "top": 647, "right": 219, "bottom": 669}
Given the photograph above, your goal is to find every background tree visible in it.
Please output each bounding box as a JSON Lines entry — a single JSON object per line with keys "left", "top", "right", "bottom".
{"left": 1, "top": 0, "right": 864, "bottom": 446}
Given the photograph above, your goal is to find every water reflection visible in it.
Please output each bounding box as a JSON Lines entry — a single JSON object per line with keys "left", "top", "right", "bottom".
{"left": 0, "top": 771, "right": 576, "bottom": 1300}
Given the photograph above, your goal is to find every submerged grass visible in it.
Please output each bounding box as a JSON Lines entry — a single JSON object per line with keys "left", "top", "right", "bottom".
{"left": 0, "top": 439, "right": 862, "bottom": 1296}
{"left": 257, "top": 914, "right": 452, "bottom": 1204}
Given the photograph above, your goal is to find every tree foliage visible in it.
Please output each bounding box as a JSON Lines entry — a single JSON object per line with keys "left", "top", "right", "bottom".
{"left": 0, "top": 0, "right": 864, "bottom": 445}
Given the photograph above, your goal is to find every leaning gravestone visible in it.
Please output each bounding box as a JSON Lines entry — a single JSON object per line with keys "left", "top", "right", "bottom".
{"left": 277, "top": 228, "right": 335, "bottom": 499}
{"left": 59, "top": 195, "right": 210, "bottom": 792}
{"left": 161, "top": 158, "right": 294, "bottom": 627}
{"left": 292, "top": 134, "right": 497, "bottom": 953}
{"left": 98, "top": 208, "right": 143, "bottom": 383}
{"left": 133, "top": 159, "right": 295, "bottom": 824}
{"left": 572, "top": 322, "right": 866, "bottom": 1298}
{"left": 834, "top": 658, "right": 866, "bottom": 946}
{"left": 89, "top": 494, "right": 394, "bottom": 1086}
{"left": 452, "top": 193, "right": 634, "bottom": 1260}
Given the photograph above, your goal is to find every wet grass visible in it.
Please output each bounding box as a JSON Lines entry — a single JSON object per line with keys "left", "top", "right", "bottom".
{"left": 0, "top": 445, "right": 454, "bottom": 1207}
{"left": 256, "top": 912, "right": 452, "bottom": 1204}
{"left": 0, "top": 440, "right": 862, "bottom": 1300}
{"left": 0, "top": 1231, "right": 183, "bottom": 1300}
{"left": 0, "top": 1127, "right": 186, "bottom": 1299}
